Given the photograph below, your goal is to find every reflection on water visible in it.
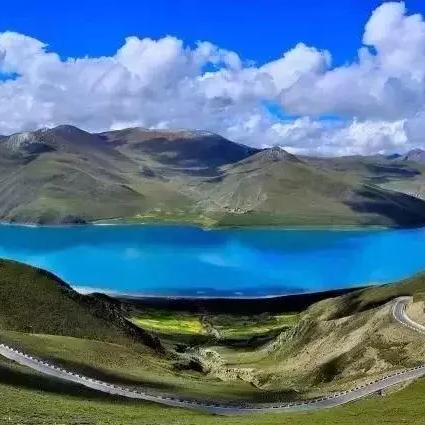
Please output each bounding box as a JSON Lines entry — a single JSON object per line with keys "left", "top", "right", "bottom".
{"left": 1, "top": 224, "right": 425, "bottom": 297}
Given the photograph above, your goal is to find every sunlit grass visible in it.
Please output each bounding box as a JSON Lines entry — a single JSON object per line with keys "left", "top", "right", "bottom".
{"left": 210, "top": 313, "right": 300, "bottom": 339}
{"left": 130, "top": 312, "right": 206, "bottom": 335}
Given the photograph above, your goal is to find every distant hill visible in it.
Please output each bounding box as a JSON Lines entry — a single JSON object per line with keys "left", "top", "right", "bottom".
{"left": 401, "top": 149, "right": 425, "bottom": 164}
{"left": 197, "top": 147, "right": 425, "bottom": 227}
{"left": 1, "top": 125, "right": 425, "bottom": 226}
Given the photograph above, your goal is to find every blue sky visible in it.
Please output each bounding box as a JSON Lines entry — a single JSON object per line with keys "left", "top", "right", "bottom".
{"left": 1, "top": 1, "right": 425, "bottom": 156}
{"left": 0, "top": 0, "right": 421, "bottom": 66}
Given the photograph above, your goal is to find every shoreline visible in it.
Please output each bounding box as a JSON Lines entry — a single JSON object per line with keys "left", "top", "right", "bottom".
{"left": 0, "top": 219, "right": 403, "bottom": 232}
{"left": 99, "top": 284, "right": 368, "bottom": 301}
{"left": 114, "top": 286, "right": 369, "bottom": 314}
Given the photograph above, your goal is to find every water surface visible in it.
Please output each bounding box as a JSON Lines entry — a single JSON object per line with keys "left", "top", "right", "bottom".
{"left": 1, "top": 224, "right": 425, "bottom": 297}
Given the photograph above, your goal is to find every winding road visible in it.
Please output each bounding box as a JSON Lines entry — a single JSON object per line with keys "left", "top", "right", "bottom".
{"left": 1, "top": 297, "right": 424, "bottom": 415}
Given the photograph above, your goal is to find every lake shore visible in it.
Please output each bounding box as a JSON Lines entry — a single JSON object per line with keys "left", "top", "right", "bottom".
{"left": 116, "top": 286, "right": 366, "bottom": 314}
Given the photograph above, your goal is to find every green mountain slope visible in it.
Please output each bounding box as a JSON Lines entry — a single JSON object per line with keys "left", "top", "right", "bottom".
{"left": 0, "top": 259, "right": 162, "bottom": 350}
{"left": 0, "top": 126, "right": 192, "bottom": 223}
{"left": 196, "top": 148, "right": 425, "bottom": 226}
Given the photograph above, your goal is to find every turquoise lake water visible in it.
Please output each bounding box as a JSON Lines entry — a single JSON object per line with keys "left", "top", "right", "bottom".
{"left": 1, "top": 224, "right": 425, "bottom": 297}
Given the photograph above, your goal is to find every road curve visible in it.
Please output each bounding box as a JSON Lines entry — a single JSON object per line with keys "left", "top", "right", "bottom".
{"left": 392, "top": 296, "right": 425, "bottom": 335}
{"left": 1, "top": 297, "right": 424, "bottom": 415}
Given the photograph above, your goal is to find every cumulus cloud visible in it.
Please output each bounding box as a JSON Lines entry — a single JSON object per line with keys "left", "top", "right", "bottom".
{"left": 268, "top": 118, "right": 408, "bottom": 156}
{"left": 280, "top": 2, "right": 425, "bottom": 123}
{"left": 1, "top": 2, "right": 425, "bottom": 156}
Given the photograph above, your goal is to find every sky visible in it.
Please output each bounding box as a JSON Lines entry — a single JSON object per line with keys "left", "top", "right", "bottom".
{"left": 1, "top": 1, "right": 425, "bottom": 155}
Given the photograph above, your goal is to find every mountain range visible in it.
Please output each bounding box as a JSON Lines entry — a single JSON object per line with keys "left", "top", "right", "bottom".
{"left": 1, "top": 125, "right": 425, "bottom": 226}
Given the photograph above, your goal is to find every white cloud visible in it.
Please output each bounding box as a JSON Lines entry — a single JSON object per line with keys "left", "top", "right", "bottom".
{"left": 261, "top": 43, "right": 331, "bottom": 92}
{"left": 1, "top": 2, "right": 425, "bottom": 156}
{"left": 280, "top": 2, "right": 425, "bottom": 122}
{"left": 267, "top": 118, "right": 409, "bottom": 156}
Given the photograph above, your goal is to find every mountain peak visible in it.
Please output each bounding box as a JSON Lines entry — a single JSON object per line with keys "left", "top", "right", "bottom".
{"left": 402, "top": 148, "right": 425, "bottom": 163}
{"left": 258, "top": 146, "right": 301, "bottom": 162}
{"left": 52, "top": 124, "right": 88, "bottom": 134}
{"left": 407, "top": 148, "right": 425, "bottom": 155}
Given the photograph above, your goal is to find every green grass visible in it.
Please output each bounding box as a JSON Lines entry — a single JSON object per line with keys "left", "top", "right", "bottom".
{"left": 1, "top": 354, "right": 425, "bottom": 424}
{"left": 0, "top": 259, "right": 159, "bottom": 348}
{"left": 130, "top": 311, "right": 206, "bottom": 336}
{"left": 208, "top": 313, "right": 300, "bottom": 339}
{"left": 0, "top": 330, "right": 264, "bottom": 401}
{"left": 129, "top": 310, "right": 300, "bottom": 343}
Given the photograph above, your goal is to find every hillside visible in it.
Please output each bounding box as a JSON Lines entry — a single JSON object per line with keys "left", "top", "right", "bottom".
{"left": 0, "top": 259, "right": 287, "bottom": 402}
{"left": 3, "top": 366, "right": 425, "bottom": 424}
{"left": 194, "top": 272, "right": 425, "bottom": 396}
{"left": 0, "top": 126, "right": 192, "bottom": 224}
{"left": 1, "top": 125, "right": 425, "bottom": 226}
{"left": 0, "top": 259, "right": 162, "bottom": 350}
{"left": 196, "top": 147, "right": 425, "bottom": 226}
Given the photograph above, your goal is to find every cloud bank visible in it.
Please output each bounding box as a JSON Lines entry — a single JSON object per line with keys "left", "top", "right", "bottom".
{"left": 0, "top": 2, "right": 425, "bottom": 156}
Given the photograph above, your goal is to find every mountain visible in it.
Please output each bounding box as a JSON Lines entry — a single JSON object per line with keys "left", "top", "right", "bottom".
{"left": 401, "top": 149, "right": 425, "bottom": 164}
{"left": 1, "top": 125, "right": 425, "bottom": 226}
{"left": 99, "top": 128, "right": 259, "bottom": 175}
{"left": 196, "top": 148, "right": 425, "bottom": 227}
{"left": 0, "top": 126, "right": 191, "bottom": 223}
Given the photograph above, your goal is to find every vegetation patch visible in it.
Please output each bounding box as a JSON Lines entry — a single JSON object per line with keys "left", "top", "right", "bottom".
{"left": 130, "top": 310, "right": 206, "bottom": 336}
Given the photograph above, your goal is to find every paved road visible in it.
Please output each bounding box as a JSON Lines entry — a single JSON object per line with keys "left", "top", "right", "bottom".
{"left": 1, "top": 297, "right": 424, "bottom": 415}
{"left": 393, "top": 296, "right": 425, "bottom": 335}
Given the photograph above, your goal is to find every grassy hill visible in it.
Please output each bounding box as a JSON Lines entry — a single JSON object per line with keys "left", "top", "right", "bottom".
{"left": 194, "top": 272, "right": 425, "bottom": 396}
{"left": 196, "top": 148, "right": 425, "bottom": 227}
{"left": 2, "top": 125, "right": 425, "bottom": 226}
{"left": 0, "top": 259, "right": 290, "bottom": 402}
{"left": 0, "top": 259, "right": 162, "bottom": 350}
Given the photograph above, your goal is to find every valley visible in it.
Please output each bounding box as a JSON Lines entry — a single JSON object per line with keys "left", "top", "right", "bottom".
{"left": 1, "top": 259, "right": 425, "bottom": 423}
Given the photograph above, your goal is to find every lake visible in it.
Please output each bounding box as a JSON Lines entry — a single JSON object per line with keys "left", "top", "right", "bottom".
{"left": 1, "top": 224, "right": 425, "bottom": 297}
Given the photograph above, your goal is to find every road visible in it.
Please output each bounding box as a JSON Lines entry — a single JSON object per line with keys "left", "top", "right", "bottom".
{"left": 0, "top": 297, "right": 424, "bottom": 415}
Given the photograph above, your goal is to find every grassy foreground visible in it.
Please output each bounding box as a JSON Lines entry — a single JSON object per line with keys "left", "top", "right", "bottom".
{"left": 1, "top": 356, "right": 425, "bottom": 425}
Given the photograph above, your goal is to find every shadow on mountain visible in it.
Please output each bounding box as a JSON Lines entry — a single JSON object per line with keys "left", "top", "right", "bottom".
{"left": 366, "top": 163, "right": 421, "bottom": 184}
{"left": 345, "top": 186, "right": 425, "bottom": 227}
{"left": 128, "top": 137, "right": 258, "bottom": 176}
